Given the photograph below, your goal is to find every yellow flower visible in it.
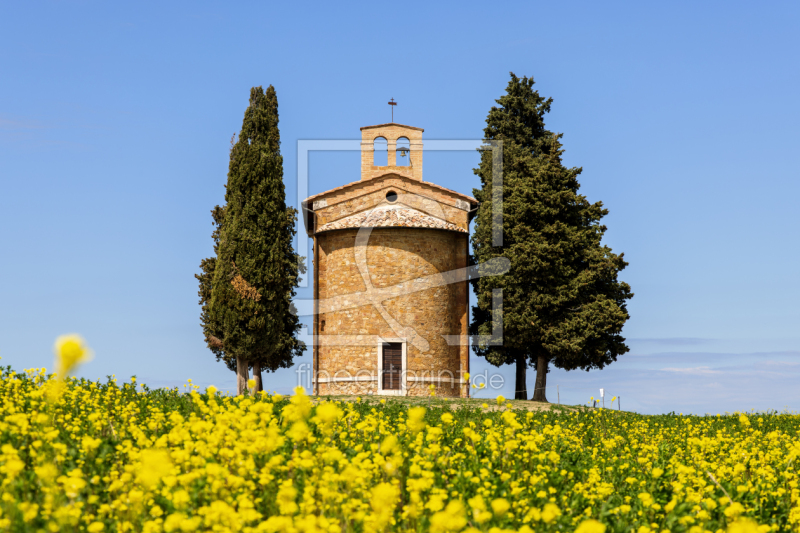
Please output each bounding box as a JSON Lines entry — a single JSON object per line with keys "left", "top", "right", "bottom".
{"left": 381, "top": 435, "right": 398, "bottom": 455}
{"left": 247, "top": 378, "right": 256, "bottom": 389}
{"left": 283, "top": 386, "right": 312, "bottom": 422}
{"left": 370, "top": 476, "right": 397, "bottom": 499}
{"left": 575, "top": 519, "right": 607, "bottom": 533}
{"left": 496, "top": 395, "right": 506, "bottom": 406}
{"left": 464, "top": 372, "right": 470, "bottom": 381}
{"left": 277, "top": 480, "right": 299, "bottom": 515}
{"left": 53, "top": 334, "right": 93, "bottom": 378}
{"left": 468, "top": 495, "right": 492, "bottom": 524}
{"left": 542, "top": 503, "right": 561, "bottom": 523}
{"left": 651, "top": 467, "right": 664, "bottom": 478}
{"left": 315, "top": 402, "right": 342, "bottom": 428}
{"left": 427, "top": 495, "right": 445, "bottom": 512}
{"left": 287, "top": 421, "right": 309, "bottom": 441}
{"left": 34, "top": 464, "right": 57, "bottom": 483}
{"left": 135, "top": 449, "right": 173, "bottom": 489}
{"left": 468, "top": 495, "right": 486, "bottom": 511}
{"left": 172, "top": 489, "right": 190, "bottom": 509}
{"left": 206, "top": 385, "right": 217, "bottom": 395}
{"left": 407, "top": 407, "right": 426, "bottom": 434}
{"left": 727, "top": 519, "right": 760, "bottom": 533}
{"left": 724, "top": 502, "right": 746, "bottom": 519}
{"left": 370, "top": 482, "right": 399, "bottom": 528}
{"left": 87, "top": 523, "right": 105, "bottom": 533}
{"left": 19, "top": 502, "right": 39, "bottom": 523}
{"left": 60, "top": 474, "right": 87, "bottom": 498}
{"left": 430, "top": 500, "right": 467, "bottom": 533}
{"left": 490, "top": 498, "right": 510, "bottom": 517}
{"left": 441, "top": 413, "right": 454, "bottom": 424}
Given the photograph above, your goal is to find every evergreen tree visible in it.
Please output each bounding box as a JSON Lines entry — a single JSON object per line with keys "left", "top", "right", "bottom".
{"left": 471, "top": 73, "right": 633, "bottom": 401}
{"left": 196, "top": 204, "right": 226, "bottom": 363}
{"left": 198, "top": 86, "right": 305, "bottom": 395}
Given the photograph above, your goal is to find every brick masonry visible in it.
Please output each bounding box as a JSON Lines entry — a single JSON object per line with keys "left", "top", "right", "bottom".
{"left": 315, "top": 228, "right": 468, "bottom": 397}
{"left": 360, "top": 123, "right": 424, "bottom": 181}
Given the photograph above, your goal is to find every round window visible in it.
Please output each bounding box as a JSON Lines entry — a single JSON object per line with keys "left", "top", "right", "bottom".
{"left": 386, "top": 191, "right": 398, "bottom": 203}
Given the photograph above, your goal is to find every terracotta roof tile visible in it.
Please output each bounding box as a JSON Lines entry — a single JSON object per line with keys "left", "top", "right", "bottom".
{"left": 359, "top": 123, "right": 424, "bottom": 131}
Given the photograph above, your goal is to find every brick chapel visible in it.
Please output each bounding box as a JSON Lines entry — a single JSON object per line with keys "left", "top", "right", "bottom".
{"left": 302, "top": 123, "right": 478, "bottom": 398}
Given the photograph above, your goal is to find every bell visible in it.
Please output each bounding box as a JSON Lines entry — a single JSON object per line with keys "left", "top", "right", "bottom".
{"left": 399, "top": 147, "right": 409, "bottom": 157}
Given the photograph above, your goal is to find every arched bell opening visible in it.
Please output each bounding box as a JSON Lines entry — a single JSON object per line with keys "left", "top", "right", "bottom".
{"left": 373, "top": 136, "right": 388, "bottom": 166}
{"left": 396, "top": 137, "right": 410, "bottom": 167}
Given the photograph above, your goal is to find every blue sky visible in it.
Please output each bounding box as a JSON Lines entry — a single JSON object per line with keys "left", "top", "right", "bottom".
{"left": 1, "top": 1, "right": 798, "bottom": 414}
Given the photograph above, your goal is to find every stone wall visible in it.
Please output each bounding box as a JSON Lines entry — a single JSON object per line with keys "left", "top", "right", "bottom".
{"left": 314, "top": 228, "right": 469, "bottom": 398}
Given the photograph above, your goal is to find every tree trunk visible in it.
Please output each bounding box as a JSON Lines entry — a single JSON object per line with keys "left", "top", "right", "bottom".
{"left": 515, "top": 352, "right": 527, "bottom": 400}
{"left": 252, "top": 361, "right": 263, "bottom": 393}
{"left": 236, "top": 355, "right": 249, "bottom": 396}
{"left": 532, "top": 353, "right": 549, "bottom": 402}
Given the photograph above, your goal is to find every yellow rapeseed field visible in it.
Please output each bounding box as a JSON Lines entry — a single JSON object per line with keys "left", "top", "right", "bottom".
{"left": 1, "top": 338, "right": 799, "bottom": 532}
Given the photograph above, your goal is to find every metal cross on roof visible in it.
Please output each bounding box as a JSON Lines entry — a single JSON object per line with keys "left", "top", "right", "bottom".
{"left": 388, "top": 98, "right": 397, "bottom": 122}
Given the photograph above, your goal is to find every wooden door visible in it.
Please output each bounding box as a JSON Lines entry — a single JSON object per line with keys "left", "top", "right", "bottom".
{"left": 381, "top": 343, "right": 402, "bottom": 390}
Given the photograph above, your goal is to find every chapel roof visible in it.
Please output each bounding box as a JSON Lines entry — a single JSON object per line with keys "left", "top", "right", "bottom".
{"left": 360, "top": 123, "right": 424, "bottom": 132}
{"left": 304, "top": 175, "right": 477, "bottom": 204}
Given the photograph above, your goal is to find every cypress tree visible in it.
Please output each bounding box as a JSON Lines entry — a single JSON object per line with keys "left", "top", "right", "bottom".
{"left": 196, "top": 204, "right": 226, "bottom": 363}
{"left": 471, "top": 73, "right": 633, "bottom": 401}
{"left": 198, "top": 86, "right": 305, "bottom": 395}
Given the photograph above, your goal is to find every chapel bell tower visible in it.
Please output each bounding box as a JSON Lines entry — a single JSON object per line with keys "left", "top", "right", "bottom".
{"left": 360, "top": 123, "right": 424, "bottom": 181}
